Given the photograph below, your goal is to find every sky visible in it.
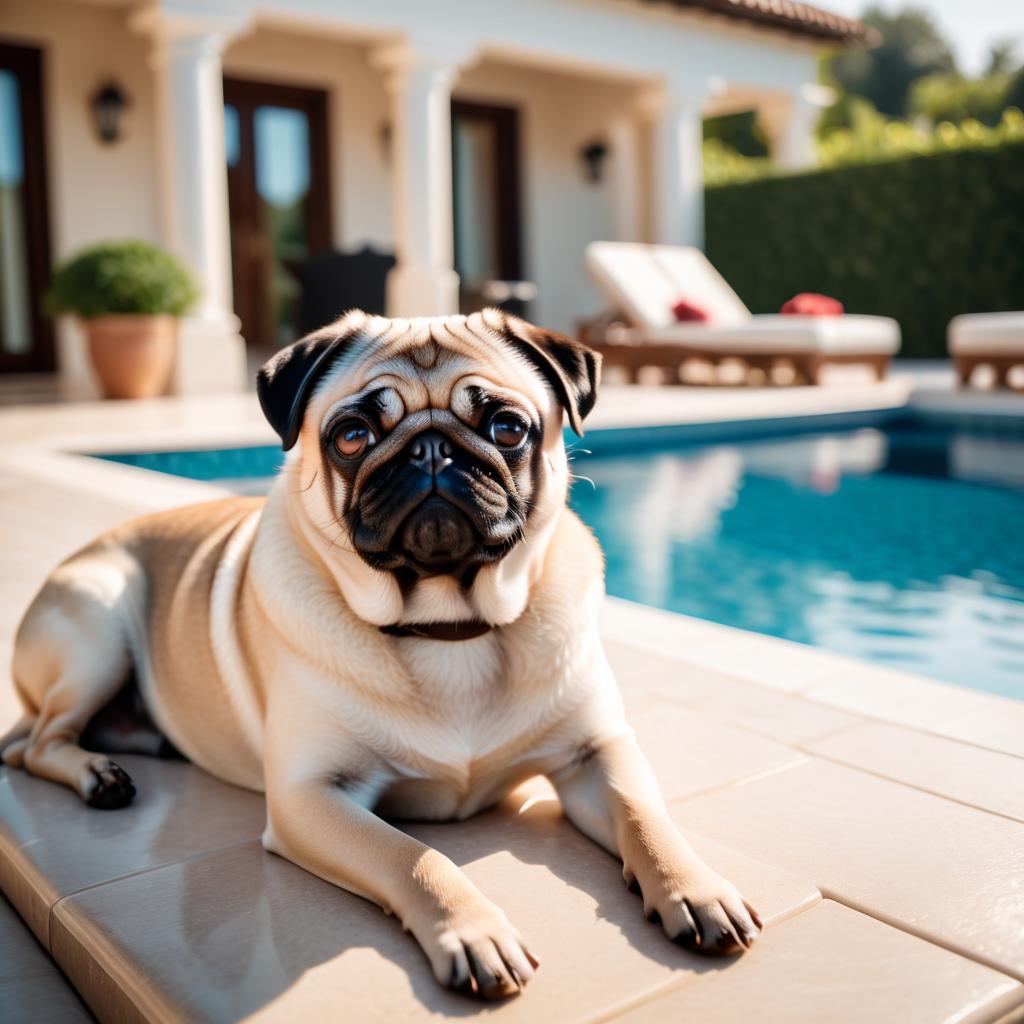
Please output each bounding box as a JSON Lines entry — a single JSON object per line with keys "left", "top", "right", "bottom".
{"left": 824, "top": 0, "right": 1024, "bottom": 76}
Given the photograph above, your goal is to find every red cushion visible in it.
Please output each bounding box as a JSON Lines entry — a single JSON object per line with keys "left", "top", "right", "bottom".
{"left": 780, "top": 293, "right": 845, "bottom": 316}
{"left": 671, "top": 298, "right": 710, "bottom": 322}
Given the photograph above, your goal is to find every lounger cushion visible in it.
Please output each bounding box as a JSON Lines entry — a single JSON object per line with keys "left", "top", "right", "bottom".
{"left": 671, "top": 298, "right": 710, "bottom": 322}
{"left": 586, "top": 242, "right": 749, "bottom": 329}
{"left": 780, "top": 293, "right": 845, "bottom": 316}
{"left": 948, "top": 312, "right": 1024, "bottom": 354}
{"left": 586, "top": 241, "right": 902, "bottom": 356}
{"left": 635, "top": 315, "right": 901, "bottom": 355}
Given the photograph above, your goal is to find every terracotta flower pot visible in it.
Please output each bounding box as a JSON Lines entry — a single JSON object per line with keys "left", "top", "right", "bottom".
{"left": 84, "top": 315, "right": 177, "bottom": 400}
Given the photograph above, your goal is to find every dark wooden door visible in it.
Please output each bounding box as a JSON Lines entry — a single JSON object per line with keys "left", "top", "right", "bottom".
{"left": 223, "top": 78, "right": 331, "bottom": 352}
{"left": 0, "top": 41, "right": 53, "bottom": 373}
{"left": 451, "top": 101, "right": 522, "bottom": 292}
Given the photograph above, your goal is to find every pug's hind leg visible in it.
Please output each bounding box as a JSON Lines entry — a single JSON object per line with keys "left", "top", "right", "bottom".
{"left": 0, "top": 714, "right": 35, "bottom": 768}
{"left": 12, "top": 585, "right": 137, "bottom": 808}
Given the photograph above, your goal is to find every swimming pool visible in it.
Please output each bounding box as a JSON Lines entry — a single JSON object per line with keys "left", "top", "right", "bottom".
{"left": 94, "top": 413, "right": 1024, "bottom": 700}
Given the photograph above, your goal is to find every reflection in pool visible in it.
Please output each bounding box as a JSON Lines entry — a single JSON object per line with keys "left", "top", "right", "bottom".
{"left": 570, "top": 423, "right": 1024, "bottom": 699}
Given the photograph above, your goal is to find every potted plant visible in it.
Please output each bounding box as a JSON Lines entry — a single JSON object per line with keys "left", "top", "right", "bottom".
{"left": 46, "top": 241, "right": 199, "bottom": 399}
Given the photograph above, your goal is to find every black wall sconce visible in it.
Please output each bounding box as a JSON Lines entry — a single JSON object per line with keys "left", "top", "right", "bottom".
{"left": 580, "top": 140, "right": 609, "bottom": 184}
{"left": 91, "top": 81, "right": 129, "bottom": 145}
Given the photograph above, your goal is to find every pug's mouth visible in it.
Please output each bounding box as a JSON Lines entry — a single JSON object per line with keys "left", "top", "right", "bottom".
{"left": 348, "top": 438, "right": 527, "bottom": 579}
{"left": 397, "top": 495, "right": 477, "bottom": 572}
{"left": 356, "top": 494, "right": 522, "bottom": 578}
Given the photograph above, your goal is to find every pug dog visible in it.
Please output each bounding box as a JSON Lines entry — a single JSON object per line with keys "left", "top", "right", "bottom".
{"left": 2, "top": 309, "right": 761, "bottom": 998}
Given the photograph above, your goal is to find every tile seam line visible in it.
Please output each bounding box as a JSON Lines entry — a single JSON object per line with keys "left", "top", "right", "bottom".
{"left": 577, "top": 894, "right": 825, "bottom": 1024}
{"left": 45, "top": 835, "right": 259, "bottom": 944}
{"left": 668, "top": 756, "right": 810, "bottom": 807}
{"left": 794, "top": 748, "right": 1024, "bottom": 825}
{"left": 607, "top": 637, "right": 1024, "bottom": 751}
{"left": 802, "top": 694, "right": 1024, "bottom": 761}
{"left": 628, "top": 685, "right": 868, "bottom": 748}
{"left": 818, "top": 887, "right": 1024, "bottom": 984}
{"left": 51, "top": 894, "right": 177, "bottom": 1024}
{"left": 955, "top": 986, "right": 1024, "bottom": 1024}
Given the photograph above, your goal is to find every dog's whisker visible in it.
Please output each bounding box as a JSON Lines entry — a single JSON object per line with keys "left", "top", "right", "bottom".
{"left": 293, "top": 469, "right": 319, "bottom": 494}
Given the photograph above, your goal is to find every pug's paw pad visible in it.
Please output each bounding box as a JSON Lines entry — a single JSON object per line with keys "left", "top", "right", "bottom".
{"left": 639, "top": 870, "right": 762, "bottom": 956}
{"left": 421, "top": 904, "right": 539, "bottom": 1000}
{"left": 84, "top": 758, "right": 136, "bottom": 809}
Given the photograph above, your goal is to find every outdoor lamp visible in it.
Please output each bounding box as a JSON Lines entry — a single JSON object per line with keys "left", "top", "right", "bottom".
{"left": 91, "top": 82, "right": 128, "bottom": 144}
{"left": 580, "top": 140, "right": 608, "bottom": 183}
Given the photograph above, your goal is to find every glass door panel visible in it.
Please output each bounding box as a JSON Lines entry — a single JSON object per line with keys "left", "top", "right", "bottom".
{"left": 254, "top": 106, "right": 312, "bottom": 349}
{"left": 222, "top": 79, "right": 330, "bottom": 353}
{"left": 453, "top": 116, "right": 500, "bottom": 282}
{"left": 0, "top": 70, "right": 31, "bottom": 357}
{"left": 0, "top": 43, "right": 52, "bottom": 373}
{"left": 450, "top": 101, "right": 522, "bottom": 316}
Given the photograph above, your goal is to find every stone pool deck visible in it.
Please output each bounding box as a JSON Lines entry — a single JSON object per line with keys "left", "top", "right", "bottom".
{"left": 1, "top": 382, "right": 1024, "bottom": 1023}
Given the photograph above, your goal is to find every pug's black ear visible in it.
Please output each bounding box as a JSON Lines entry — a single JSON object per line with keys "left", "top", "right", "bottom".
{"left": 257, "top": 313, "right": 366, "bottom": 450}
{"left": 495, "top": 311, "right": 601, "bottom": 436}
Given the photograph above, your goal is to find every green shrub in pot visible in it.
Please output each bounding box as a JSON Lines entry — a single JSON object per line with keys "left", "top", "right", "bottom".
{"left": 46, "top": 241, "right": 199, "bottom": 399}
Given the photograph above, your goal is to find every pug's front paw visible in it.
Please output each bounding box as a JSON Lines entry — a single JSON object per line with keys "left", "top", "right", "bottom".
{"left": 414, "top": 897, "right": 539, "bottom": 999}
{"left": 631, "top": 866, "right": 762, "bottom": 955}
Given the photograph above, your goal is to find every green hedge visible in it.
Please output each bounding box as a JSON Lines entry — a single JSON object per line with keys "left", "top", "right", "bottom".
{"left": 705, "top": 139, "right": 1024, "bottom": 358}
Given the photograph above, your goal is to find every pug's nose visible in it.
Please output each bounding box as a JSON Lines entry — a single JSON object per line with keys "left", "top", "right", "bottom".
{"left": 407, "top": 430, "right": 453, "bottom": 477}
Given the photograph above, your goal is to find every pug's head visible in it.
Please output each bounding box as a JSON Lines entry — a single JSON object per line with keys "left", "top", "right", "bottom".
{"left": 257, "top": 309, "right": 600, "bottom": 627}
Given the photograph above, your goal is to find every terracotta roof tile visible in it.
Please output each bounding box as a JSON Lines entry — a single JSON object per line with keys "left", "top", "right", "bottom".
{"left": 639, "top": 0, "right": 874, "bottom": 43}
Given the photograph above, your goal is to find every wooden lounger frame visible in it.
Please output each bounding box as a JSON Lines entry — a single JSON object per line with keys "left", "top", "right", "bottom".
{"left": 954, "top": 354, "right": 1024, "bottom": 390}
{"left": 588, "top": 339, "right": 890, "bottom": 386}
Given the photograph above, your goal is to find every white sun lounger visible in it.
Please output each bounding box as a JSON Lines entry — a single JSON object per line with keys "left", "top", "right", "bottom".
{"left": 948, "top": 312, "right": 1024, "bottom": 389}
{"left": 584, "top": 242, "right": 901, "bottom": 384}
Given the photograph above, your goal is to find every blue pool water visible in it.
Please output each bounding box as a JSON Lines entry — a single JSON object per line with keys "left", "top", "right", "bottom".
{"left": 95, "top": 415, "right": 1024, "bottom": 699}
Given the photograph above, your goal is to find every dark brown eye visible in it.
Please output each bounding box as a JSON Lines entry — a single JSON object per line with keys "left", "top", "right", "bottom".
{"left": 488, "top": 414, "right": 528, "bottom": 448}
{"left": 333, "top": 421, "right": 376, "bottom": 458}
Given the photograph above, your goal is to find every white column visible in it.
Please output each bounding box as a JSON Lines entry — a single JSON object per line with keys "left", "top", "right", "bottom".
{"left": 609, "top": 115, "right": 640, "bottom": 242}
{"left": 133, "top": 9, "right": 247, "bottom": 393}
{"left": 775, "top": 98, "right": 816, "bottom": 170}
{"left": 763, "top": 86, "right": 825, "bottom": 171}
{"left": 376, "top": 43, "right": 470, "bottom": 318}
{"left": 642, "top": 91, "right": 705, "bottom": 249}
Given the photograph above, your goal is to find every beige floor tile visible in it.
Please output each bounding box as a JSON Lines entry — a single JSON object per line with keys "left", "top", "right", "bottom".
{"left": 600, "top": 598, "right": 734, "bottom": 657}
{"left": 601, "top": 600, "right": 856, "bottom": 694}
{"left": 673, "top": 759, "right": 1024, "bottom": 979}
{"left": 936, "top": 705, "right": 1024, "bottom": 760}
{"left": 0, "top": 895, "right": 94, "bottom": 1024}
{"left": 809, "top": 722, "right": 1024, "bottom": 822}
{"left": 52, "top": 788, "right": 818, "bottom": 1024}
{"left": 606, "top": 642, "right": 743, "bottom": 706}
{"left": 604, "top": 900, "right": 1023, "bottom": 1024}
{"left": 608, "top": 641, "right": 864, "bottom": 746}
{"left": 806, "top": 667, "right": 1024, "bottom": 756}
{"left": 627, "top": 701, "right": 806, "bottom": 802}
{"left": 670, "top": 634, "right": 855, "bottom": 694}
{"left": 0, "top": 756, "right": 266, "bottom": 947}
{"left": 687, "top": 677, "right": 863, "bottom": 746}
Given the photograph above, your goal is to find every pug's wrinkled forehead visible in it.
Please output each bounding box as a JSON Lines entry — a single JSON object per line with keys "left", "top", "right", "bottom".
{"left": 257, "top": 309, "right": 600, "bottom": 451}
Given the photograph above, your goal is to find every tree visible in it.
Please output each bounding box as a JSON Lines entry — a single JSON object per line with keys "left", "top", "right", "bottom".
{"left": 826, "top": 6, "right": 956, "bottom": 117}
{"left": 985, "top": 39, "right": 1018, "bottom": 77}
{"left": 910, "top": 72, "right": 1014, "bottom": 126}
